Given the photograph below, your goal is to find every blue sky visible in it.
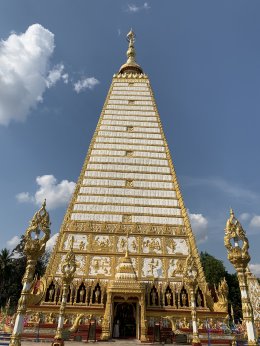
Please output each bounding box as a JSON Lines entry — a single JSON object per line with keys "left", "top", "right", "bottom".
{"left": 0, "top": 0, "right": 260, "bottom": 275}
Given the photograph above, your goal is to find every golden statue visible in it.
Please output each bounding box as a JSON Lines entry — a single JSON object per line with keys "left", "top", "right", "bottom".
{"left": 181, "top": 317, "right": 189, "bottom": 328}
{"left": 213, "top": 278, "right": 228, "bottom": 312}
{"left": 79, "top": 287, "right": 85, "bottom": 303}
{"left": 46, "top": 312, "right": 55, "bottom": 324}
{"left": 196, "top": 293, "right": 202, "bottom": 307}
{"left": 166, "top": 290, "right": 172, "bottom": 306}
{"left": 95, "top": 286, "right": 101, "bottom": 303}
{"left": 181, "top": 292, "right": 188, "bottom": 307}
{"left": 49, "top": 286, "right": 55, "bottom": 301}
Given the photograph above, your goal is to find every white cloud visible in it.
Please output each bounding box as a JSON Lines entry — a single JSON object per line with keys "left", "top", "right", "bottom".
{"left": 62, "top": 73, "right": 69, "bottom": 84}
{"left": 16, "top": 174, "right": 76, "bottom": 210}
{"left": 240, "top": 212, "right": 251, "bottom": 222}
{"left": 46, "top": 233, "right": 58, "bottom": 251}
{"left": 16, "top": 192, "right": 34, "bottom": 203}
{"left": 0, "top": 24, "right": 56, "bottom": 125}
{"left": 189, "top": 212, "right": 208, "bottom": 244}
{"left": 6, "top": 235, "right": 20, "bottom": 250}
{"left": 249, "top": 215, "right": 260, "bottom": 228}
{"left": 127, "top": 2, "right": 150, "bottom": 12}
{"left": 46, "top": 64, "right": 68, "bottom": 88}
{"left": 249, "top": 263, "right": 260, "bottom": 277}
{"left": 74, "top": 77, "right": 99, "bottom": 93}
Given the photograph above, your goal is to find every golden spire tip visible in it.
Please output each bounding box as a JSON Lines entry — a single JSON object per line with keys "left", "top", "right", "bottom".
{"left": 119, "top": 29, "right": 143, "bottom": 74}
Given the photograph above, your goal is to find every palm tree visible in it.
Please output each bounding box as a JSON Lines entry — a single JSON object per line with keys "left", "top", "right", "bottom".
{"left": 0, "top": 248, "right": 14, "bottom": 307}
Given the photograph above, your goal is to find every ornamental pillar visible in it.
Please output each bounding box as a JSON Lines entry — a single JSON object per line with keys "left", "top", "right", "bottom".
{"left": 52, "top": 236, "right": 76, "bottom": 346}
{"left": 224, "top": 209, "right": 258, "bottom": 346}
{"left": 184, "top": 255, "right": 201, "bottom": 346}
{"left": 100, "top": 291, "right": 112, "bottom": 340}
{"left": 140, "top": 293, "right": 147, "bottom": 342}
{"left": 10, "top": 201, "right": 51, "bottom": 346}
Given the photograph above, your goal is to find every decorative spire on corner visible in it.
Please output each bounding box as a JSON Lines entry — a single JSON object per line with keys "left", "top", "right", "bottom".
{"left": 119, "top": 29, "right": 143, "bottom": 74}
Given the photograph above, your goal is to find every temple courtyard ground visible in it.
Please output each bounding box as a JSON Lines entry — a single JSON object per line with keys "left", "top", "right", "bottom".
{"left": 19, "top": 342, "right": 180, "bottom": 345}
{"left": 19, "top": 341, "right": 187, "bottom": 346}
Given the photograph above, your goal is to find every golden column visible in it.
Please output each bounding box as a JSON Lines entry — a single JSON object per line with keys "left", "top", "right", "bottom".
{"left": 52, "top": 236, "right": 76, "bottom": 346}
{"left": 10, "top": 200, "right": 51, "bottom": 346}
{"left": 184, "top": 255, "right": 201, "bottom": 346}
{"left": 100, "top": 291, "right": 112, "bottom": 340}
{"left": 140, "top": 293, "right": 147, "bottom": 342}
{"left": 224, "top": 209, "right": 258, "bottom": 346}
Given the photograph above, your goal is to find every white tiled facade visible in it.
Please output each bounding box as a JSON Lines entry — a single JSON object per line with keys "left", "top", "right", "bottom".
{"left": 71, "top": 79, "right": 184, "bottom": 226}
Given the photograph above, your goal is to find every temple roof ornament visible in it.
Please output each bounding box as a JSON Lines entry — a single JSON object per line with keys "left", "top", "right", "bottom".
{"left": 115, "top": 255, "right": 137, "bottom": 281}
{"left": 224, "top": 208, "right": 250, "bottom": 266}
{"left": 119, "top": 29, "right": 143, "bottom": 74}
{"left": 115, "top": 235, "right": 137, "bottom": 281}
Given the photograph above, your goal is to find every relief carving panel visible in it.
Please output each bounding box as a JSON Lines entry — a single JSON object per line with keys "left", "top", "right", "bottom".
{"left": 142, "top": 237, "right": 162, "bottom": 254}
{"left": 89, "top": 256, "right": 111, "bottom": 276}
{"left": 63, "top": 234, "right": 88, "bottom": 251}
{"left": 142, "top": 258, "right": 164, "bottom": 278}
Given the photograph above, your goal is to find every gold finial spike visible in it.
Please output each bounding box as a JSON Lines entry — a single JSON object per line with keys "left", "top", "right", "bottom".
{"left": 126, "top": 29, "right": 136, "bottom": 64}
{"left": 230, "top": 208, "right": 234, "bottom": 217}
{"left": 119, "top": 29, "right": 143, "bottom": 74}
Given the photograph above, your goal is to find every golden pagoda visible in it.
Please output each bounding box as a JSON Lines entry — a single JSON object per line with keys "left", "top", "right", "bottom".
{"left": 27, "top": 30, "right": 228, "bottom": 341}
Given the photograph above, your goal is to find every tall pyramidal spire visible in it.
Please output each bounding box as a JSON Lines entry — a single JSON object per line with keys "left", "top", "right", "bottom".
{"left": 29, "top": 30, "right": 227, "bottom": 342}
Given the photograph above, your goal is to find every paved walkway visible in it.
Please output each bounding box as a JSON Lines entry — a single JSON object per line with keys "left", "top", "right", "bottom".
{"left": 20, "top": 341, "right": 167, "bottom": 345}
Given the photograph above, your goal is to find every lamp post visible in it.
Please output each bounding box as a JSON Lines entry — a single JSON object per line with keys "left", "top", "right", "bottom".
{"left": 52, "top": 236, "right": 76, "bottom": 346}
{"left": 184, "top": 255, "right": 201, "bottom": 346}
{"left": 10, "top": 200, "right": 51, "bottom": 346}
{"left": 224, "top": 209, "right": 258, "bottom": 346}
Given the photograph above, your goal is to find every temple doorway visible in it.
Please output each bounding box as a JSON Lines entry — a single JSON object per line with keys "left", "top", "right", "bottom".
{"left": 113, "top": 302, "right": 136, "bottom": 338}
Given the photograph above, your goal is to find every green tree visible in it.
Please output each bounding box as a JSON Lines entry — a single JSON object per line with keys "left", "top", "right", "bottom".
{"left": 200, "top": 251, "right": 226, "bottom": 286}
{"left": 225, "top": 272, "right": 242, "bottom": 321}
{"left": 0, "top": 248, "right": 14, "bottom": 307}
{"left": 0, "top": 237, "right": 50, "bottom": 311}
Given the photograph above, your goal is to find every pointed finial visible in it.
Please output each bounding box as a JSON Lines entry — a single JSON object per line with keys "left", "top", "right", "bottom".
{"left": 230, "top": 208, "right": 234, "bottom": 217}
{"left": 126, "top": 29, "right": 136, "bottom": 64}
{"left": 119, "top": 29, "right": 143, "bottom": 74}
{"left": 125, "top": 231, "right": 129, "bottom": 258}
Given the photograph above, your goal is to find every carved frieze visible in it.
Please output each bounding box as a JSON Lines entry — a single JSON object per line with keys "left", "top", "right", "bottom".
{"left": 142, "top": 237, "right": 162, "bottom": 254}
{"left": 142, "top": 258, "right": 164, "bottom": 278}
{"left": 166, "top": 238, "right": 188, "bottom": 255}
{"left": 92, "top": 235, "right": 112, "bottom": 252}
{"left": 63, "top": 234, "right": 88, "bottom": 251}
{"left": 168, "top": 259, "right": 185, "bottom": 278}
{"left": 89, "top": 256, "right": 111, "bottom": 276}
{"left": 117, "top": 236, "right": 138, "bottom": 253}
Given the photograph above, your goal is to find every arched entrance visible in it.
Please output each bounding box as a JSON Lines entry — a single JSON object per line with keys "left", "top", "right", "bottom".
{"left": 113, "top": 302, "right": 136, "bottom": 338}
